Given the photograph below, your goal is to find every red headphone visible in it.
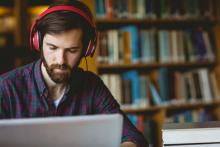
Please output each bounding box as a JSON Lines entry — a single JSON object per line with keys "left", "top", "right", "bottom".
{"left": 30, "top": 5, "right": 97, "bottom": 57}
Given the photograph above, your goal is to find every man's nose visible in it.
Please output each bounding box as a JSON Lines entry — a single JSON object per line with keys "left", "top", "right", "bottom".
{"left": 56, "top": 50, "right": 66, "bottom": 65}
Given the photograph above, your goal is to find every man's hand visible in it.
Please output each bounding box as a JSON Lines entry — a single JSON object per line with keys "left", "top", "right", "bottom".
{"left": 121, "top": 141, "right": 137, "bottom": 147}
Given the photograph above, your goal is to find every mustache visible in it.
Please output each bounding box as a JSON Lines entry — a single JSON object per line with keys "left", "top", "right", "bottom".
{"left": 50, "top": 64, "right": 72, "bottom": 71}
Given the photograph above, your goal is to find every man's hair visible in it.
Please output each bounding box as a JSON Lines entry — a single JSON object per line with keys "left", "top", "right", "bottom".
{"left": 37, "top": 0, "right": 95, "bottom": 56}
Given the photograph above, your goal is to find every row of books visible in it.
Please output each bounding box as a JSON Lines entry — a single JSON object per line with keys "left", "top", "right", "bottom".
{"left": 127, "top": 109, "right": 213, "bottom": 146}
{"left": 100, "top": 68, "right": 220, "bottom": 108}
{"left": 94, "top": 0, "right": 214, "bottom": 19}
{"left": 98, "top": 26, "right": 215, "bottom": 64}
{"left": 129, "top": 115, "right": 154, "bottom": 146}
{"left": 0, "top": 6, "right": 50, "bottom": 35}
{"left": 127, "top": 115, "right": 155, "bottom": 146}
{"left": 165, "top": 109, "right": 213, "bottom": 123}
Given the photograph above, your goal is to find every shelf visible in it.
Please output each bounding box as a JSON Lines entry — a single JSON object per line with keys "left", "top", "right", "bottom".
{"left": 96, "top": 18, "right": 215, "bottom": 29}
{"left": 122, "top": 100, "right": 220, "bottom": 115}
{"left": 167, "top": 101, "right": 220, "bottom": 110}
{"left": 122, "top": 105, "right": 163, "bottom": 114}
{"left": 97, "top": 61, "right": 215, "bottom": 71}
{"left": 96, "top": 18, "right": 215, "bottom": 24}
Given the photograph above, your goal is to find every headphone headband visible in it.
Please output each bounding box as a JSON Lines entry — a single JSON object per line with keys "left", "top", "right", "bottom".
{"left": 30, "top": 4, "right": 97, "bottom": 57}
{"left": 38, "top": 6, "right": 94, "bottom": 27}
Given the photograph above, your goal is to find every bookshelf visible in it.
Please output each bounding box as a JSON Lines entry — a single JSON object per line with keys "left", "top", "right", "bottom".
{"left": 84, "top": 0, "right": 220, "bottom": 147}
{"left": 0, "top": 4, "right": 15, "bottom": 74}
{"left": 1, "top": 0, "right": 220, "bottom": 147}
{"left": 0, "top": 0, "right": 39, "bottom": 74}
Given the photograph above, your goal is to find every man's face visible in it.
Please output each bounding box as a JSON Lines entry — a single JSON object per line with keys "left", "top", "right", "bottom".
{"left": 42, "top": 28, "right": 83, "bottom": 84}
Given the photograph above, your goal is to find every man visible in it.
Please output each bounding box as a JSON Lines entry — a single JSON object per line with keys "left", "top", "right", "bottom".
{"left": 0, "top": 0, "right": 148, "bottom": 147}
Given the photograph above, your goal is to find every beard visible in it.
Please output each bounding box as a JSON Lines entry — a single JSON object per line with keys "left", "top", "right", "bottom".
{"left": 40, "top": 50, "right": 83, "bottom": 84}
{"left": 41, "top": 55, "right": 72, "bottom": 84}
{"left": 46, "top": 63, "right": 72, "bottom": 84}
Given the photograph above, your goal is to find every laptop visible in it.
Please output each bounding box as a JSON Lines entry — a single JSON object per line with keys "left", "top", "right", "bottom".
{"left": 162, "top": 121, "right": 220, "bottom": 147}
{"left": 0, "top": 114, "right": 123, "bottom": 147}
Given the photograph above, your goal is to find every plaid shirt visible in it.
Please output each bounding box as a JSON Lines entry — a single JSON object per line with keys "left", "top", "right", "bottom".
{"left": 0, "top": 59, "right": 148, "bottom": 147}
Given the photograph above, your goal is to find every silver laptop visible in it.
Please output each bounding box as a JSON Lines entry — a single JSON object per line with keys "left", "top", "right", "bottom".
{"left": 0, "top": 114, "right": 123, "bottom": 147}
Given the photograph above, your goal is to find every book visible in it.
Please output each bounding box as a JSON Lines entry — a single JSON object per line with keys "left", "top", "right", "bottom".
{"left": 170, "top": 30, "right": 179, "bottom": 62}
{"left": 159, "top": 68, "right": 169, "bottom": 102}
{"left": 138, "top": 75, "right": 150, "bottom": 107}
{"left": 109, "top": 74, "right": 122, "bottom": 104}
{"left": 184, "top": 30, "right": 196, "bottom": 62}
{"left": 94, "top": 0, "right": 106, "bottom": 18}
{"left": 140, "top": 30, "right": 156, "bottom": 63}
{"left": 209, "top": 71, "right": 220, "bottom": 100}
{"left": 197, "top": 68, "right": 213, "bottom": 102}
{"left": 158, "top": 30, "right": 170, "bottom": 63}
{"left": 105, "top": 0, "right": 114, "bottom": 18}
{"left": 122, "top": 70, "right": 140, "bottom": 106}
{"left": 121, "top": 78, "right": 132, "bottom": 105}
{"left": 149, "top": 81, "right": 163, "bottom": 105}
{"left": 98, "top": 32, "right": 108, "bottom": 63}
{"left": 140, "top": 30, "right": 151, "bottom": 63}
{"left": 121, "top": 26, "right": 139, "bottom": 63}
{"left": 136, "top": 0, "right": 146, "bottom": 18}
{"left": 107, "top": 30, "right": 114, "bottom": 63}
{"left": 163, "top": 121, "right": 220, "bottom": 146}
{"left": 145, "top": 0, "right": 157, "bottom": 19}
{"left": 122, "top": 31, "right": 132, "bottom": 64}
{"left": 191, "top": 28, "right": 208, "bottom": 61}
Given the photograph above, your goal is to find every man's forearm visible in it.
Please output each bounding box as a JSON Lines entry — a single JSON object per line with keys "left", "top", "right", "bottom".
{"left": 121, "top": 142, "right": 137, "bottom": 147}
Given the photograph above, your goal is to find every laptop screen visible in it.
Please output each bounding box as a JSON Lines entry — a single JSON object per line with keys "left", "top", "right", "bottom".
{"left": 0, "top": 114, "right": 123, "bottom": 147}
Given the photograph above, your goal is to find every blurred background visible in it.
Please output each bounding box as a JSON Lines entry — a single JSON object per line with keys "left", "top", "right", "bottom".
{"left": 0, "top": 0, "right": 53, "bottom": 74}
{"left": 1, "top": 0, "right": 220, "bottom": 147}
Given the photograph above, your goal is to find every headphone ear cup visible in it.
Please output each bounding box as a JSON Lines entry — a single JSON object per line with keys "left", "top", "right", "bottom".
{"left": 84, "top": 40, "right": 93, "bottom": 57}
{"left": 84, "top": 31, "right": 98, "bottom": 57}
{"left": 85, "top": 39, "right": 97, "bottom": 57}
{"left": 33, "top": 31, "right": 41, "bottom": 51}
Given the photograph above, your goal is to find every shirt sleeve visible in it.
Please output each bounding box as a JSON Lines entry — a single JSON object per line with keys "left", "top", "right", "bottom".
{"left": 0, "top": 77, "right": 7, "bottom": 119}
{"left": 91, "top": 75, "right": 149, "bottom": 147}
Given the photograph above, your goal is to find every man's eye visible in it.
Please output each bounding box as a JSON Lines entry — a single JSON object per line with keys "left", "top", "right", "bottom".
{"left": 49, "top": 47, "right": 57, "bottom": 50}
{"left": 68, "top": 49, "right": 77, "bottom": 53}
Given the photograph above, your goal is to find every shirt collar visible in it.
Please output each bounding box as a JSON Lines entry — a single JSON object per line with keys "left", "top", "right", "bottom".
{"left": 65, "top": 85, "right": 70, "bottom": 94}
{"left": 34, "top": 59, "right": 82, "bottom": 96}
{"left": 34, "top": 59, "right": 47, "bottom": 96}
{"left": 34, "top": 59, "right": 74, "bottom": 97}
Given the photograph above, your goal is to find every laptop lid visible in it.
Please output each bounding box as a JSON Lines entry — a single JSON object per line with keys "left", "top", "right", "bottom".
{"left": 0, "top": 114, "right": 123, "bottom": 147}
